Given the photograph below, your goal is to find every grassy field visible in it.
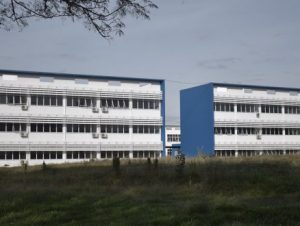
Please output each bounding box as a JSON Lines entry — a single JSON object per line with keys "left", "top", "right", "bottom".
{"left": 0, "top": 156, "right": 300, "bottom": 226}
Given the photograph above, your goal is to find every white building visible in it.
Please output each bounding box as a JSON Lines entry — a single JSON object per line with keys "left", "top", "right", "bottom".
{"left": 165, "top": 125, "right": 181, "bottom": 157}
{"left": 0, "top": 69, "right": 165, "bottom": 166}
{"left": 181, "top": 83, "right": 300, "bottom": 157}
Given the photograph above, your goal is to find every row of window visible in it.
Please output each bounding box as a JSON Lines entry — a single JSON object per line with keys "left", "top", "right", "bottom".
{"left": 132, "top": 99, "right": 159, "bottom": 109}
{"left": 285, "top": 106, "right": 300, "bottom": 114}
{"left": 0, "top": 94, "right": 27, "bottom": 105}
{"left": 67, "top": 124, "right": 97, "bottom": 133}
{"left": 216, "top": 149, "right": 300, "bottom": 157}
{"left": 214, "top": 103, "right": 234, "bottom": 112}
{"left": 67, "top": 96, "right": 96, "bottom": 107}
{"left": 237, "top": 104, "right": 259, "bottom": 113}
{"left": 100, "top": 125, "right": 129, "bottom": 134}
{"left": 167, "top": 134, "right": 181, "bottom": 142}
{"left": 0, "top": 151, "right": 160, "bottom": 160}
{"left": 214, "top": 127, "right": 300, "bottom": 135}
{"left": 261, "top": 105, "right": 282, "bottom": 114}
{"left": 31, "top": 124, "right": 63, "bottom": 133}
{"left": 31, "top": 95, "right": 63, "bottom": 106}
{"left": 132, "top": 125, "right": 160, "bottom": 134}
{"left": 0, "top": 123, "right": 161, "bottom": 134}
{"left": 0, "top": 93, "right": 160, "bottom": 109}
{"left": 0, "top": 123, "right": 27, "bottom": 132}
{"left": 214, "top": 103, "right": 300, "bottom": 114}
{"left": 101, "top": 99, "right": 129, "bottom": 109}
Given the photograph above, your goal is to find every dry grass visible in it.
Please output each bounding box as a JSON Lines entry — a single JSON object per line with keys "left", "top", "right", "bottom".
{"left": 0, "top": 156, "right": 300, "bottom": 225}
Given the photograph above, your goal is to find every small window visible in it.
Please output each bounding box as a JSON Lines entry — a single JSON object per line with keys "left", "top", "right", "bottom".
{"left": 108, "top": 81, "right": 121, "bottom": 86}
{"left": 40, "top": 77, "right": 54, "bottom": 83}
{"left": 75, "top": 79, "right": 88, "bottom": 84}
{"left": 244, "top": 89, "right": 253, "bottom": 94}
{"left": 267, "top": 90, "right": 276, "bottom": 95}
{"left": 289, "top": 92, "right": 298, "bottom": 96}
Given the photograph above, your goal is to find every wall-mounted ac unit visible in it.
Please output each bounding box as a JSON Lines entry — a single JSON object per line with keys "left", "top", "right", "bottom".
{"left": 20, "top": 131, "right": 28, "bottom": 138}
{"left": 92, "top": 133, "right": 99, "bottom": 138}
{"left": 256, "top": 112, "right": 260, "bottom": 118}
{"left": 92, "top": 107, "right": 99, "bottom": 113}
{"left": 256, "top": 134, "right": 261, "bottom": 140}
{"left": 21, "top": 105, "right": 28, "bottom": 111}
{"left": 101, "top": 133, "right": 108, "bottom": 139}
{"left": 102, "top": 107, "right": 109, "bottom": 113}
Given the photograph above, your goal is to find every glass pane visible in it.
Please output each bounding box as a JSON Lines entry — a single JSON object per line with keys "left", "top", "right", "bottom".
{"left": 51, "top": 124, "right": 56, "bottom": 132}
{"left": 57, "top": 96, "right": 63, "bottom": 106}
{"left": 50, "top": 96, "right": 56, "bottom": 106}
{"left": 38, "top": 124, "right": 43, "bottom": 132}
{"left": 14, "top": 96, "right": 20, "bottom": 104}
{"left": 31, "top": 96, "right": 37, "bottom": 105}
{"left": 44, "top": 96, "right": 50, "bottom": 106}
{"left": 31, "top": 124, "right": 36, "bottom": 132}
{"left": 57, "top": 124, "right": 62, "bottom": 132}
{"left": 7, "top": 95, "right": 14, "bottom": 104}
{"left": 0, "top": 94, "right": 6, "bottom": 104}
{"left": 67, "top": 97, "right": 72, "bottom": 106}
{"left": 6, "top": 123, "right": 12, "bottom": 132}
{"left": 0, "top": 123, "right": 5, "bottom": 131}
{"left": 38, "top": 96, "right": 43, "bottom": 105}
{"left": 44, "top": 124, "right": 50, "bottom": 132}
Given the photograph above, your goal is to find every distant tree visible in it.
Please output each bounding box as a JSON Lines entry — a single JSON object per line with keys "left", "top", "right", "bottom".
{"left": 0, "top": 0, "right": 158, "bottom": 39}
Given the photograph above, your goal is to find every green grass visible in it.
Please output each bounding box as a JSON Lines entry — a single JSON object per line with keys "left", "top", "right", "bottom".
{"left": 1, "top": 156, "right": 300, "bottom": 226}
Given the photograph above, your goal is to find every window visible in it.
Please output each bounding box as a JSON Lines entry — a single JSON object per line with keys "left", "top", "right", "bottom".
{"left": 101, "top": 125, "right": 129, "bottom": 133}
{"left": 167, "top": 134, "right": 181, "bottom": 142}
{"left": 101, "top": 98, "right": 129, "bottom": 109}
{"left": 286, "top": 128, "right": 300, "bottom": 135}
{"left": 0, "top": 93, "right": 27, "bottom": 105}
{"left": 40, "top": 77, "right": 54, "bottom": 83}
{"left": 237, "top": 104, "right": 259, "bottom": 113}
{"left": 132, "top": 125, "right": 160, "bottom": 134}
{"left": 31, "top": 95, "right": 63, "bottom": 106}
{"left": 132, "top": 99, "right": 159, "bottom": 109}
{"left": 66, "top": 124, "right": 96, "bottom": 133}
{"left": 237, "top": 128, "right": 257, "bottom": 135}
{"left": 0, "top": 123, "right": 26, "bottom": 132}
{"left": 262, "top": 128, "right": 283, "bottom": 135}
{"left": 285, "top": 106, "right": 300, "bottom": 114}
{"left": 30, "top": 151, "right": 62, "bottom": 159}
{"left": 214, "top": 127, "right": 235, "bottom": 135}
{"left": 214, "top": 103, "right": 234, "bottom": 112}
{"left": 67, "top": 96, "right": 96, "bottom": 107}
{"left": 75, "top": 79, "right": 88, "bottom": 84}
{"left": 261, "top": 105, "right": 282, "bottom": 114}
{"left": 30, "top": 124, "right": 63, "bottom": 133}
{"left": 267, "top": 90, "right": 276, "bottom": 95}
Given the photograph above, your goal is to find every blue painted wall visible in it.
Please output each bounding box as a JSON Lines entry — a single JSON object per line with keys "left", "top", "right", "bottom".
{"left": 180, "top": 83, "right": 215, "bottom": 156}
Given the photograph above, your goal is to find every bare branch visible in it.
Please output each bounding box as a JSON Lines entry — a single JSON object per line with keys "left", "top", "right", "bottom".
{"left": 0, "top": 0, "right": 158, "bottom": 39}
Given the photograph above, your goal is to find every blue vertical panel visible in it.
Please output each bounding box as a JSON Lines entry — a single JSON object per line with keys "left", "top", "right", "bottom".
{"left": 160, "top": 80, "right": 166, "bottom": 157}
{"left": 180, "top": 83, "right": 215, "bottom": 156}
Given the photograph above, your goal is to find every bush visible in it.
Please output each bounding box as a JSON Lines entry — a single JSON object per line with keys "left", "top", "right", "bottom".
{"left": 112, "top": 157, "right": 121, "bottom": 176}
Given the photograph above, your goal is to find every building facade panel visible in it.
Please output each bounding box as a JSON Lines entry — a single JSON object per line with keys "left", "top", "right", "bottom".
{"left": 0, "top": 70, "right": 165, "bottom": 167}
{"left": 181, "top": 82, "right": 300, "bottom": 157}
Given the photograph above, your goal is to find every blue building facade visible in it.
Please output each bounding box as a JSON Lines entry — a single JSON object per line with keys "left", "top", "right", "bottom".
{"left": 180, "top": 82, "right": 300, "bottom": 157}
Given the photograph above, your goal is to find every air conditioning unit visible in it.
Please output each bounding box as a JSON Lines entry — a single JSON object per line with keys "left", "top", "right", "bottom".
{"left": 256, "top": 112, "right": 260, "bottom": 118}
{"left": 102, "top": 107, "right": 109, "bottom": 113}
{"left": 92, "top": 133, "right": 99, "bottom": 138}
{"left": 20, "top": 131, "right": 28, "bottom": 138}
{"left": 92, "top": 107, "right": 99, "bottom": 113}
{"left": 256, "top": 134, "right": 261, "bottom": 140}
{"left": 101, "top": 133, "right": 108, "bottom": 139}
{"left": 21, "top": 104, "right": 28, "bottom": 111}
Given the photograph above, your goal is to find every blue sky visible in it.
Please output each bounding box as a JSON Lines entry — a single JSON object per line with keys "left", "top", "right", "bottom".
{"left": 1, "top": 0, "right": 300, "bottom": 124}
